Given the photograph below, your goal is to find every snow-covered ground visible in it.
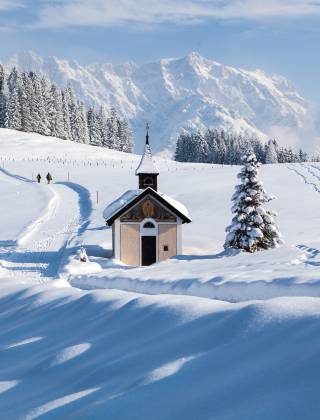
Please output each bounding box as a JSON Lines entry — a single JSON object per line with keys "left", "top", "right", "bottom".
{"left": 1, "top": 129, "right": 320, "bottom": 418}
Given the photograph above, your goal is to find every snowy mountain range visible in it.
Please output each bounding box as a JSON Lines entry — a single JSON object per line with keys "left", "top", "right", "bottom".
{"left": 2, "top": 51, "right": 313, "bottom": 154}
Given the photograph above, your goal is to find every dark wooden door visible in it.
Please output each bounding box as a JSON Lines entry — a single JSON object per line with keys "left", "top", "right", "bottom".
{"left": 141, "top": 236, "right": 156, "bottom": 266}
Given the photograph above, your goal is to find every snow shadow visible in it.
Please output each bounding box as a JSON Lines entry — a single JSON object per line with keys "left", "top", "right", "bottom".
{"left": 1, "top": 287, "right": 320, "bottom": 419}
{"left": 175, "top": 249, "right": 239, "bottom": 261}
{"left": 84, "top": 245, "right": 110, "bottom": 258}
{"left": 0, "top": 250, "right": 63, "bottom": 278}
{"left": 297, "top": 244, "right": 320, "bottom": 267}
{"left": 0, "top": 240, "right": 16, "bottom": 248}
{"left": 0, "top": 167, "right": 33, "bottom": 183}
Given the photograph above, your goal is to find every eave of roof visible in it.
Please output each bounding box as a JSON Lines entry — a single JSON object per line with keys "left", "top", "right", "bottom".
{"left": 104, "top": 187, "right": 192, "bottom": 226}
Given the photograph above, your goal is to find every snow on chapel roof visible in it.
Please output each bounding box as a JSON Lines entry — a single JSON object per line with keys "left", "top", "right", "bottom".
{"left": 103, "top": 188, "right": 191, "bottom": 224}
{"left": 135, "top": 126, "right": 159, "bottom": 175}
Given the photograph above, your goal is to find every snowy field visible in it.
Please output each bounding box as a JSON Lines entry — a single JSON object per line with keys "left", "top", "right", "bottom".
{"left": 1, "top": 129, "right": 320, "bottom": 418}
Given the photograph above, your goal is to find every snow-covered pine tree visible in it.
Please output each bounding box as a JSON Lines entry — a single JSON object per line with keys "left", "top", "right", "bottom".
{"left": 20, "top": 72, "right": 34, "bottom": 133}
{"left": 97, "top": 106, "right": 108, "bottom": 147}
{"left": 106, "top": 107, "right": 118, "bottom": 149}
{"left": 217, "top": 130, "right": 227, "bottom": 164}
{"left": 61, "top": 89, "right": 72, "bottom": 140}
{"left": 265, "top": 139, "right": 278, "bottom": 164}
{"left": 224, "top": 151, "right": 282, "bottom": 252}
{"left": 87, "top": 107, "right": 101, "bottom": 146}
{"left": 298, "top": 148, "right": 308, "bottom": 162}
{"left": 29, "top": 72, "right": 50, "bottom": 136}
{"left": 7, "top": 67, "right": 19, "bottom": 94}
{"left": 117, "top": 117, "right": 133, "bottom": 153}
{"left": 193, "top": 130, "right": 208, "bottom": 162}
{"left": 75, "top": 100, "right": 89, "bottom": 144}
{"left": 175, "top": 131, "right": 187, "bottom": 162}
{"left": 0, "top": 65, "right": 7, "bottom": 128}
{"left": 40, "top": 76, "right": 53, "bottom": 135}
{"left": 66, "top": 85, "right": 78, "bottom": 142}
{"left": 47, "top": 84, "right": 65, "bottom": 139}
{"left": 5, "top": 72, "right": 22, "bottom": 131}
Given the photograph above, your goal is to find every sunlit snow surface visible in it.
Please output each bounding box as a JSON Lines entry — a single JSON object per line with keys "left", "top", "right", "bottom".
{"left": 1, "top": 129, "right": 320, "bottom": 418}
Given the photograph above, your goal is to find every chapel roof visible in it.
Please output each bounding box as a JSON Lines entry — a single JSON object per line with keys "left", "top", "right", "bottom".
{"left": 103, "top": 187, "right": 191, "bottom": 225}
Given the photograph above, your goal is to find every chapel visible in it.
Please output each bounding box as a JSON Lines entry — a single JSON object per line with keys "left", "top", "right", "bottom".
{"left": 103, "top": 127, "right": 191, "bottom": 266}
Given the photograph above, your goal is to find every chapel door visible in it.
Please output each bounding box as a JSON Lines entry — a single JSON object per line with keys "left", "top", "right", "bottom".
{"left": 141, "top": 236, "right": 156, "bottom": 266}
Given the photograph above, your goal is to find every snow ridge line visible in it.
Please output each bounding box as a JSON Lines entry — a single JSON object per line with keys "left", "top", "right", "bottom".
{"left": 69, "top": 273, "right": 320, "bottom": 303}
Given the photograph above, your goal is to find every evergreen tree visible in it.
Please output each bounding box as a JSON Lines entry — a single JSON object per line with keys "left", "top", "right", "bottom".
{"left": 97, "top": 106, "right": 108, "bottom": 146}
{"left": 29, "top": 72, "right": 50, "bottom": 136}
{"left": 0, "top": 65, "right": 7, "bottom": 128}
{"left": 20, "top": 72, "right": 34, "bottom": 132}
{"left": 87, "top": 107, "right": 101, "bottom": 146}
{"left": 76, "top": 100, "right": 89, "bottom": 144}
{"left": 66, "top": 85, "right": 78, "bottom": 142}
{"left": 48, "top": 84, "right": 65, "bottom": 139}
{"left": 40, "top": 76, "right": 53, "bottom": 135}
{"left": 106, "top": 107, "right": 118, "bottom": 149}
{"left": 298, "top": 148, "right": 308, "bottom": 162}
{"left": 7, "top": 67, "right": 19, "bottom": 93}
{"left": 61, "top": 90, "right": 72, "bottom": 140}
{"left": 265, "top": 139, "right": 278, "bottom": 163}
{"left": 224, "top": 152, "right": 282, "bottom": 252}
{"left": 5, "top": 72, "right": 22, "bottom": 130}
{"left": 117, "top": 117, "right": 133, "bottom": 153}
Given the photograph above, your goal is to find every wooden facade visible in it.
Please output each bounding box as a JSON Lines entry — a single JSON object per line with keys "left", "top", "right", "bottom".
{"left": 112, "top": 193, "right": 183, "bottom": 266}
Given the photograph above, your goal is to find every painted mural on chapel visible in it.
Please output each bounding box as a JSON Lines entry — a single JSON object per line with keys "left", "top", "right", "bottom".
{"left": 120, "top": 196, "right": 177, "bottom": 222}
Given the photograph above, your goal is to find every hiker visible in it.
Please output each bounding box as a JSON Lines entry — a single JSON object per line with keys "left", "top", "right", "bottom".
{"left": 46, "top": 172, "right": 53, "bottom": 184}
{"left": 36, "top": 174, "right": 41, "bottom": 183}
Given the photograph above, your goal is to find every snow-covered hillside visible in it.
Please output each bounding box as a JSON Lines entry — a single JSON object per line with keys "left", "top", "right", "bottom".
{"left": 1, "top": 129, "right": 320, "bottom": 418}
{"left": 3, "top": 51, "right": 312, "bottom": 153}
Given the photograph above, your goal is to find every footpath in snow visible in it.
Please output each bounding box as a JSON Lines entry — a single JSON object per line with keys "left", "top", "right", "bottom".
{"left": 0, "top": 165, "right": 92, "bottom": 284}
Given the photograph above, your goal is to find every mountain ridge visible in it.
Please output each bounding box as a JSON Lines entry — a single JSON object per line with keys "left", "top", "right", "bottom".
{"left": 2, "top": 50, "right": 312, "bottom": 154}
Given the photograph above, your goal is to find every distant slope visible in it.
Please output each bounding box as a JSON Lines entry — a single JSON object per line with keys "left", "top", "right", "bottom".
{"left": 3, "top": 51, "right": 312, "bottom": 154}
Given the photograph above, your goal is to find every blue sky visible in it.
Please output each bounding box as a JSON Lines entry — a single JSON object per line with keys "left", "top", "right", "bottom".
{"left": 0, "top": 0, "right": 320, "bottom": 103}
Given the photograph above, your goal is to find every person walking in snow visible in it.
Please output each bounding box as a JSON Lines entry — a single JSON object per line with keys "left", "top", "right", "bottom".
{"left": 36, "top": 174, "right": 41, "bottom": 183}
{"left": 46, "top": 172, "right": 52, "bottom": 184}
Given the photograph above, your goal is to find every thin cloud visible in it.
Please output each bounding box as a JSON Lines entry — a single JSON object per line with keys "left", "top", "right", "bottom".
{"left": 0, "top": 0, "right": 24, "bottom": 11}
{"left": 35, "top": 0, "right": 320, "bottom": 29}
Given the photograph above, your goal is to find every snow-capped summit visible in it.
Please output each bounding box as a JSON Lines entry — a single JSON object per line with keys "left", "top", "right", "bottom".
{"left": 2, "top": 50, "right": 313, "bottom": 154}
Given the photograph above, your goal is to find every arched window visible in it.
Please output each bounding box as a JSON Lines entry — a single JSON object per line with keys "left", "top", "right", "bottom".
{"left": 143, "top": 221, "right": 155, "bottom": 229}
{"left": 144, "top": 178, "right": 153, "bottom": 186}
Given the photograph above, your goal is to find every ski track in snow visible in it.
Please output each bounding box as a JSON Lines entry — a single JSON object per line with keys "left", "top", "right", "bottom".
{"left": 287, "top": 163, "right": 320, "bottom": 269}
{"left": 286, "top": 163, "right": 320, "bottom": 194}
{"left": 0, "top": 169, "right": 92, "bottom": 284}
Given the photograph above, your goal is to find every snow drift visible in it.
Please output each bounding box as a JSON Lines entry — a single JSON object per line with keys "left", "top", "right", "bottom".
{"left": 0, "top": 284, "right": 320, "bottom": 420}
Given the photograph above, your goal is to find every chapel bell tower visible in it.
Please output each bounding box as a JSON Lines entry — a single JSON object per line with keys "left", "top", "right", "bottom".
{"left": 135, "top": 124, "right": 159, "bottom": 191}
